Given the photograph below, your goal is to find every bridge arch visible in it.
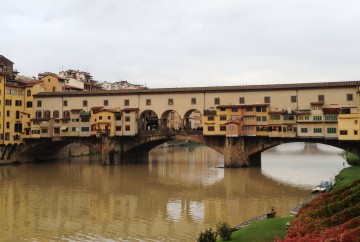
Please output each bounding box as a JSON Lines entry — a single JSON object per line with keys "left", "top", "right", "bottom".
{"left": 183, "top": 109, "right": 202, "bottom": 130}
{"left": 139, "top": 110, "right": 159, "bottom": 131}
{"left": 160, "top": 110, "right": 182, "bottom": 130}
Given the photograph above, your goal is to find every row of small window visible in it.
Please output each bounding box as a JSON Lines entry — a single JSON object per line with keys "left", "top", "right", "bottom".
{"left": 4, "top": 99, "right": 23, "bottom": 106}
{"left": 30, "top": 126, "right": 131, "bottom": 134}
{"left": 33, "top": 110, "right": 129, "bottom": 121}
{"left": 2, "top": 110, "right": 21, "bottom": 119}
{"left": 300, "top": 128, "right": 337, "bottom": 134}
{"left": 0, "top": 134, "right": 21, "bottom": 141}
{"left": 6, "top": 89, "right": 24, "bottom": 96}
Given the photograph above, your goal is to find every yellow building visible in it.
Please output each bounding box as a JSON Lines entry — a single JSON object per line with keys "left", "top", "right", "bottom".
{"left": 338, "top": 106, "right": 360, "bottom": 140}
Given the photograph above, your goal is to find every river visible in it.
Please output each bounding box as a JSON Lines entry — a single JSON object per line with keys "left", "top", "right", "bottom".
{"left": 0, "top": 142, "right": 347, "bottom": 241}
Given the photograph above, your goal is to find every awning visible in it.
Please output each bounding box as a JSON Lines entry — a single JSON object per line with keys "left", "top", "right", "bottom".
{"left": 60, "top": 126, "right": 68, "bottom": 131}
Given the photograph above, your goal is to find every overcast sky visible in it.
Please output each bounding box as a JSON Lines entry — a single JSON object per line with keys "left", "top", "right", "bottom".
{"left": 2, "top": 0, "right": 360, "bottom": 88}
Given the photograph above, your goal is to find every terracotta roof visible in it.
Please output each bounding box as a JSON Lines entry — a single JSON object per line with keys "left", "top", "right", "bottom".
{"left": 0, "top": 55, "right": 14, "bottom": 64}
{"left": 33, "top": 80, "right": 360, "bottom": 97}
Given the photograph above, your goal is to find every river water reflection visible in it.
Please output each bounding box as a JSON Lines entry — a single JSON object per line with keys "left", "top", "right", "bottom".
{"left": 0, "top": 143, "right": 346, "bottom": 241}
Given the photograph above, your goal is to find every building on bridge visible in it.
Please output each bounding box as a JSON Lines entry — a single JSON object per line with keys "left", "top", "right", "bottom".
{"left": 1, "top": 54, "right": 360, "bottom": 147}
{"left": 26, "top": 80, "right": 360, "bottom": 143}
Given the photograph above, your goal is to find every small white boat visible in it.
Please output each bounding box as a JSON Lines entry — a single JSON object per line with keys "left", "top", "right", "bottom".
{"left": 311, "top": 180, "right": 333, "bottom": 194}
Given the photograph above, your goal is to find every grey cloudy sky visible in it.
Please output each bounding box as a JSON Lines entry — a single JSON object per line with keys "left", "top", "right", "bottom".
{"left": 2, "top": 0, "right": 360, "bottom": 88}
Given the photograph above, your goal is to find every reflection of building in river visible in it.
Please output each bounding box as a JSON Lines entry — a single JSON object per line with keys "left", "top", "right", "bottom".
{"left": 1, "top": 147, "right": 314, "bottom": 241}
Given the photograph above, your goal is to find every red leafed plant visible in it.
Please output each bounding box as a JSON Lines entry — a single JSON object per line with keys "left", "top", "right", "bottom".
{"left": 279, "top": 181, "right": 360, "bottom": 242}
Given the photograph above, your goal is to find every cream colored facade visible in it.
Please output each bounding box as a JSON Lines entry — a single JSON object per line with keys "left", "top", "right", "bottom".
{"left": 28, "top": 82, "right": 360, "bottom": 141}
{"left": 1, "top": 69, "right": 360, "bottom": 144}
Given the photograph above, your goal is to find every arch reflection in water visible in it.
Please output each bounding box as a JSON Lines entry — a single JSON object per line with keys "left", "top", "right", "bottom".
{"left": 261, "top": 142, "right": 348, "bottom": 188}
{"left": 167, "top": 199, "right": 204, "bottom": 223}
{"left": 0, "top": 143, "right": 343, "bottom": 241}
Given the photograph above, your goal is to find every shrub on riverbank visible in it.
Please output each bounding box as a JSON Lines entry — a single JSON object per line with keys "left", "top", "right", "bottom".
{"left": 281, "top": 172, "right": 360, "bottom": 241}
{"left": 345, "top": 151, "right": 360, "bottom": 166}
{"left": 333, "top": 166, "right": 360, "bottom": 190}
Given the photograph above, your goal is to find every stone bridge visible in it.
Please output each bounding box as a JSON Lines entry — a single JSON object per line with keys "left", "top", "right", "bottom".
{"left": 1, "top": 131, "right": 359, "bottom": 167}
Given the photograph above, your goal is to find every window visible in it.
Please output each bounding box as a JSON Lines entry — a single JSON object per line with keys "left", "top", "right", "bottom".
{"left": 208, "top": 126, "right": 215, "bottom": 131}
{"left": 191, "top": 98, "right": 196, "bottom": 105}
{"left": 243, "top": 116, "right": 254, "bottom": 121}
{"left": 116, "top": 126, "right": 121, "bottom": 131}
{"left": 35, "top": 111, "right": 42, "bottom": 118}
{"left": 99, "top": 116, "right": 103, "bottom": 120}
{"left": 124, "top": 99, "right": 129, "bottom": 106}
{"left": 271, "top": 115, "right": 280, "bottom": 120}
{"left": 313, "top": 116, "right": 322, "bottom": 121}
{"left": 44, "top": 110, "right": 50, "bottom": 118}
{"left": 27, "top": 90, "right": 31, "bottom": 96}
{"left": 63, "top": 100, "right": 68, "bottom": 106}
{"left": 11, "top": 89, "right": 17, "bottom": 95}
{"left": 318, "top": 95, "right": 325, "bottom": 102}
{"left": 355, "top": 120, "right": 358, "bottom": 125}
{"left": 291, "top": 96, "right": 297, "bottom": 103}
{"left": 207, "top": 116, "right": 214, "bottom": 121}
{"left": 53, "top": 110, "right": 59, "bottom": 119}
{"left": 347, "top": 94, "right": 353, "bottom": 101}
{"left": 125, "top": 125, "right": 131, "bottom": 131}
{"left": 146, "top": 99, "right": 151, "bottom": 105}
{"left": 245, "top": 106, "right": 253, "bottom": 112}
{"left": 220, "top": 108, "right": 226, "bottom": 111}
{"left": 168, "top": 99, "right": 173, "bottom": 105}
{"left": 354, "top": 130, "right": 358, "bottom": 135}
{"left": 83, "top": 100, "right": 87, "bottom": 107}
{"left": 220, "top": 115, "right": 227, "bottom": 121}
{"left": 6, "top": 110, "right": 10, "bottom": 117}
{"left": 36, "top": 100, "right": 42, "bottom": 107}
{"left": 41, "top": 128, "right": 48, "bottom": 134}
{"left": 220, "top": 126, "right": 226, "bottom": 131}
{"left": 264, "top": 96, "right": 270, "bottom": 103}
{"left": 81, "top": 127, "right": 90, "bottom": 132}
{"left": 5, "top": 99, "right": 11, "bottom": 106}
{"left": 108, "top": 116, "right": 111, "bottom": 120}
{"left": 26, "top": 101, "right": 32, "bottom": 108}
{"left": 6, "top": 122, "right": 10, "bottom": 129}
{"left": 104, "top": 100, "right": 109, "bottom": 106}
{"left": 324, "top": 115, "right": 337, "bottom": 121}
{"left": 327, "top": 128, "right": 336, "bottom": 134}
{"left": 231, "top": 107, "right": 238, "bottom": 112}
{"left": 72, "top": 127, "right": 77, "bottom": 132}
{"left": 244, "top": 126, "right": 254, "bottom": 130}
{"left": 214, "top": 98, "right": 220, "bottom": 105}
{"left": 228, "top": 126, "right": 235, "bottom": 131}
{"left": 340, "top": 130, "right": 348, "bottom": 135}
{"left": 125, "top": 116, "right": 130, "bottom": 122}
{"left": 262, "top": 116, "right": 267, "bottom": 122}
{"left": 301, "top": 128, "right": 308, "bottom": 133}
{"left": 18, "top": 90, "right": 23, "bottom": 96}
{"left": 239, "top": 97, "right": 245, "bottom": 104}
{"left": 63, "top": 111, "right": 70, "bottom": 118}
{"left": 313, "top": 128, "right": 322, "bottom": 133}
{"left": 256, "top": 116, "right": 261, "bottom": 122}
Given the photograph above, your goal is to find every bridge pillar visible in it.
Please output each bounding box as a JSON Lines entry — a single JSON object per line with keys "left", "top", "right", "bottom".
{"left": 223, "top": 137, "right": 264, "bottom": 167}
{"left": 101, "top": 136, "right": 118, "bottom": 165}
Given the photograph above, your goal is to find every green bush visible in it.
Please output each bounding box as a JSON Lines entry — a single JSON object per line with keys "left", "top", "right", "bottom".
{"left": 345, "top": 152, "right": 360, "bottom": 166}
{"left": 197, "top": 228, "right": 217, "bottom": 242}
{"left": 216, "top": 221, "right": 232, "bottom": 241}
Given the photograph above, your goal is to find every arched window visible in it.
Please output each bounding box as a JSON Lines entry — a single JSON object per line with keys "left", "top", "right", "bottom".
{"left": 44, "top": 110, "right": 51, "bottom": 118}
{"left": 27, "top": 90, "right": 31, "bottom": 97}
{"left": 53, "top": 110, "right": 59, "bottom": 119}
{"left": 35, "top": 111, "right": 42, "bottom": 118}
{"left": 63, "top": 110, "right": 70, "bottom": 119}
